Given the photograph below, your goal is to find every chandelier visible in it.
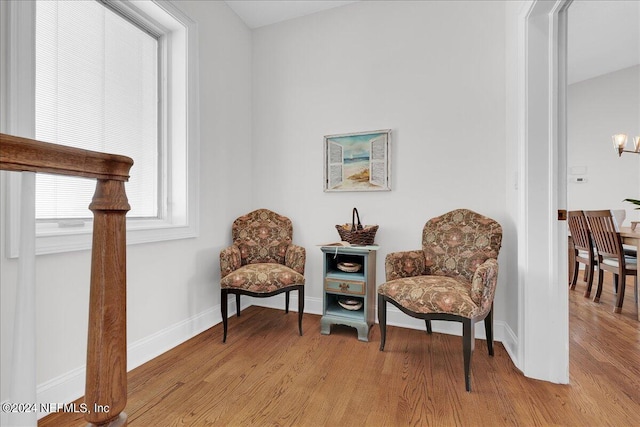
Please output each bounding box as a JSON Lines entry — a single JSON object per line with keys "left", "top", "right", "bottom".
{"left": 612, "top": 134, "right": 640, "bottom": 156}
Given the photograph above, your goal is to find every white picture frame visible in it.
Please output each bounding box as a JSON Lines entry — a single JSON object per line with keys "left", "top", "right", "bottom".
{"left": 323, "top": 129, "right": 391, "bottom": 192}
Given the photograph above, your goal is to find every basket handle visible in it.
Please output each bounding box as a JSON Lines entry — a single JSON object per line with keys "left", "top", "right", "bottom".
{"left": 352, "top": 207, "right": 363, "bottom": 231}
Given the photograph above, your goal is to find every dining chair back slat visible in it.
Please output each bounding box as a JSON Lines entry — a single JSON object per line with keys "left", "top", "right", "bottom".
{"left": 568, "top": 211, "right": 592, "bottom": 252}
{"left": 585, "top": 211, "right": 622, "bottom": 259}
{"left": 567, "top": 210, "right": 596, "bottom": 295}
{"left": 584, "top": 210, "right": 637, "bottom": 314}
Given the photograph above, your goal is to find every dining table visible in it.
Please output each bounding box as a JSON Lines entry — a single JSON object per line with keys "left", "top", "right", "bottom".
{"left": 619, "top": 226, "right": 640, "bottom": 321}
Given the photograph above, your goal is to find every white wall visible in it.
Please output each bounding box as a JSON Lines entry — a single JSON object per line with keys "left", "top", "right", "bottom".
{"left": 0, "top": 0, "right": 253, "bottom": 412}
{"left": 567, "top": 65, "right": 640, "bottom": 222}
{"left": 250, "top": 0, "right": 515, "bottom": 343}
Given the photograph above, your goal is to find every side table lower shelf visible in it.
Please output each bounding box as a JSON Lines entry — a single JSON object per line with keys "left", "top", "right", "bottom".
{"left": 320, "top": 299, "right": 373, "bottom": 341}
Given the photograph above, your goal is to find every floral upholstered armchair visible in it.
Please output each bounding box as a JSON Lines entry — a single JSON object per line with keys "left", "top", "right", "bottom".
{"left": 377, "top": 209, "right": 502, "bottom": 391}
{"left": 219, "top": 209, "right": 306, "bottom": 342}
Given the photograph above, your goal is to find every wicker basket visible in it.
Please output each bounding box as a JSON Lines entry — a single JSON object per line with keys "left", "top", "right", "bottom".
{"left": 335, "top": 208, "right": 378, "bottom": 246}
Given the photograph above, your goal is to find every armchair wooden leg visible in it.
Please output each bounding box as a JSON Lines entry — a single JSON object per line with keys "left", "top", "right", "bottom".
{"left": 484, "top": 308, "right": 494, "bottom": 356}
{"left": 425, "top": 320, "right": 432, "bottom": 334}
{"left": 462, "top": 319, "right": 475, "bottom": 392}
{"left": 297, "top": 286, "right": 304, "bottom": 336}
{"left": 221, "top": 289, "right": 229, "bottom": 343}
{"left": 378, "top": 294, "right": 387, "bottom": 351}
{"left": 285, "top": 290, "right": 290, "bottom": 314}
{"left": 235, "top": 294, "right": 241, "bottom": 317}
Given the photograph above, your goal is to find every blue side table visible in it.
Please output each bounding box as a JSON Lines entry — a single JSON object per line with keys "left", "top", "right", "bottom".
{"left": 320, "top": 245, "right": 378, "bottom": 341}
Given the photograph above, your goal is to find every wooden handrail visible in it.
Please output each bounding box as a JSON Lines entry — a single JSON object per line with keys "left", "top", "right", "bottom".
{"left": 1, "top": 132, "right": 133, "bottom": 427}
{"left": 0, "top": 133, "right": 132, "bottom": 180}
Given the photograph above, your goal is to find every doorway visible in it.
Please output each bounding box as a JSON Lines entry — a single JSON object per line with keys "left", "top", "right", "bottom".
{"left": 519, "top": 0, "right": 640, "bottom": 385}
{"left": 517, "top": 0, "right": 571, "bottom": 384}
{"left": 566, "top": 2, "right": 640, "bottom": 225}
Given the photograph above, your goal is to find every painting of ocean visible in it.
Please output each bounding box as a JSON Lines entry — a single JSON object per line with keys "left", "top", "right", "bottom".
{"left": 324, "top": 130, "right": 390, "bottom": 191}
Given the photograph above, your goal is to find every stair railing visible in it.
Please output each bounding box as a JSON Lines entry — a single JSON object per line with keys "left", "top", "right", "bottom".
{"left": 0, "top": 133, "right": 133, "bottom": 427}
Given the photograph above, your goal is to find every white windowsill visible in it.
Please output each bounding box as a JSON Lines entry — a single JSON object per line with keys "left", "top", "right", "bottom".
{"left": 35, "top": 220, "right": 198, "bottom": 256}
{"left": 5, "top": 171, "right": 198, "bottom": 258}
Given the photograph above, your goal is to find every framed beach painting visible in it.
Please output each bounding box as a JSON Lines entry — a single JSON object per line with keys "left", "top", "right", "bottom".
{"left": 324, "top": 129, "right": 391, "bottom": 192}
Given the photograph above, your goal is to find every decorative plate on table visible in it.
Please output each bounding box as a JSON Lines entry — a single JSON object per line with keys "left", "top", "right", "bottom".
{"left": 338, "top": 298, "right": 363, "bottom": 311}
{"left": 337, "top": 262, "right": 361, "bottom": 273}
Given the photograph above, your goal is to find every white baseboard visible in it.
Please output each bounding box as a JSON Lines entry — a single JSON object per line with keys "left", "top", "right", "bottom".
{"left": 34, "top": 365, "right": 86, "bottom": 419}
{"left": 243, "top": 293, "right": 323, "bottom": 315}
{"left": 500, "top": 321, "right": 519, "bottom": 366}
{"left": 32, "top": 299, "right": 245, "bottom": 420}
{"left": 126, "top": 306, "right": 221, "bottom": 371}
{"left": 251, "top": 294, "right": 521, "bottom": 361}
{"left": 250, "top": 292, "right": 520, "bottom": 367}
{"left": 31, "top": 295, "right": 519, "bottom": 420}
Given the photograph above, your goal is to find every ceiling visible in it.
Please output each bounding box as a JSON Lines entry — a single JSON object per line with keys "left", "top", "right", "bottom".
{"left": 224, "top": 1, "right": 358, "bottom": 29}
{"left": 568, "top": 0, "right": 640, "bottom": 84}
{"left": 225, "top": 0, "right": 640, "bottom": 84}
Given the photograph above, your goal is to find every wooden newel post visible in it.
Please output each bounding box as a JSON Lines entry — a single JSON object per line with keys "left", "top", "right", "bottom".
{"left": 85, "top": 179, "right": 130, "bottom": 427}
{"left": 0, "top": 133, "right": 134, "bottom": 426}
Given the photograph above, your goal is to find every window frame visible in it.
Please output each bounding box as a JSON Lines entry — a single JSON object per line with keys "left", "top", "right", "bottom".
{"left": 34, "top": 0, "right": 162, "bottom": 221}
{"left": 3, "top": 0, "right": 200, "bottom": 257}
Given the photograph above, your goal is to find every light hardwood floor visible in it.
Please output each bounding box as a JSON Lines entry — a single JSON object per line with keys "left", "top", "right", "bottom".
{"left": 40, "top": 277, "right": 639, "bottom": 426}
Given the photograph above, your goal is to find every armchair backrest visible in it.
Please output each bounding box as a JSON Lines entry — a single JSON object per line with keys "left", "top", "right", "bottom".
{"left": 232, "top": 209, "right": 293, "bottom": 265}
{"left": 422, "top": 209, "right": 502, "bottom": 282}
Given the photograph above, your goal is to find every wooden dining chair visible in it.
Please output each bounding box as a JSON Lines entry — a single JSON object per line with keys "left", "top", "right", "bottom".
{"left": 611, "top": 209, "right": 637, "bottom": 257}
{"left": 584, "top": 210, "right": 638, "bottom": 314}
{"left": 567, "top": 211, "right": 597, "bottom": 297}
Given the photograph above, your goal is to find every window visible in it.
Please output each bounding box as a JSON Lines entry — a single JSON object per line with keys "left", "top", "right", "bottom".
{"left": 35, "top": 0, "right": 159, "bottom": 220}
{"left": 3, "top": 0, "right": 199, "bottom": 257}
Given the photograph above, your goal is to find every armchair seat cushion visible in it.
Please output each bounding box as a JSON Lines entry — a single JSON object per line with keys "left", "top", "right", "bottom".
{"left": 378, "top": 275, "right": 479, "bottom": 318}
{"left": 220, "top": 263, "right": 305, "bottom": 293}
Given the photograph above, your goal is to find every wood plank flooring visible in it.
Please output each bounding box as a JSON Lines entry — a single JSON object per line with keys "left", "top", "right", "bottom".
{"left": 40, "top": 277, "right": 640, "bottom": 426}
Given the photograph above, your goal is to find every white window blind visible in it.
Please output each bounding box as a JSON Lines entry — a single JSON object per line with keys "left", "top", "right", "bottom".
{"left": 35, "top": 0, "right": 159, "bottom": 219}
